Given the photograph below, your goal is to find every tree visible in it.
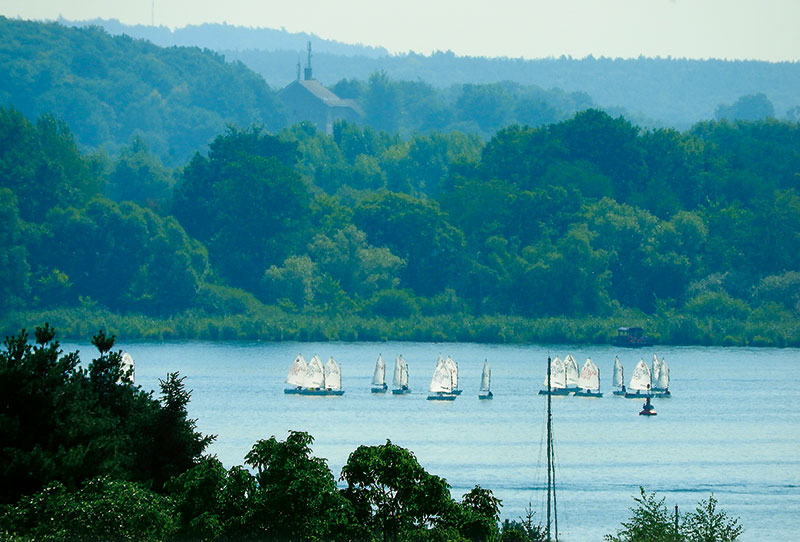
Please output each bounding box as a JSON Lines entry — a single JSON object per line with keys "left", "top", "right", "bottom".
{"left": 172, "top": 125, "right": 311, "bottom": 292}
{"left": 340, "top": 440, "right": 455, "bottom": 541}
{"left": 605, "top": 487, "right": 682, "bottom": 542}
{"left": 244, "top": 431, "right": 354, "bottom": 541}
{"left": 365, "top": 71, "right": 401, "bottom": 133}
{"left": 682, "top": 494, "right": 742, "bottom": 542}
{"left": 714, "top": 93, "right": 774, "bottom": 122}
{"left": 0, "top": 477, "right": 175, "bottom": 541}
{"left": 458, "top": 485, "right": 503, "bottom": 542}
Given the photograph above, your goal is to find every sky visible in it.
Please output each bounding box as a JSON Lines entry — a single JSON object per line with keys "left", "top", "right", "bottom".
{"left": 3, "top": 0, "right": 799, "bottom": 61}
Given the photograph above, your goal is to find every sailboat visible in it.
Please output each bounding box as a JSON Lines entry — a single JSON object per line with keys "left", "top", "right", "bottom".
{"left": 118, "top": 351, "right": 135, "bottom": 384}
{"left": 574, "top": 357, "right": 602, "bottom": 397}
{"left": 427, "top": 355, "right": 457, "bottom": 400}
{"left": 371, "top": 354, "right": 388, "bottom": 393}
{"left": 563, "top": 353, "right": 580, "bottom": 393}
{"left": 478, "top": 359, "right": 493, "bottom": 400}
{"left": 651, "top": 355, "right": 671, "bottom": 397}
{"left": 297, "top": 355, "right": 345, "bottom": 396}
{"left": 391, "top": 355, "right": 410, "bottom": 395}
{"left": 444, "top": 356, "right": 462, "bottom": 395}
{"left": 538, "top": 356, "right": 571, "bottom": 396}
{"left": 625, "top": 358, "right": 652, "bottom": 398}
{"left": 612, "top": 355, "right": 626, "bottom": 396}
{"left": 284, "top": 354, "right": 308, "bottom": 394}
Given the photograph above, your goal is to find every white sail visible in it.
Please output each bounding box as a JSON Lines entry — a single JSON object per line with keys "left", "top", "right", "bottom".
{"left": 118, "top": 351, "right": 135, "bottom": 384}
{"left": 393, "top": 355, "right": 408, "bottom": 387}
{"left": 613, "top": 356, "right": 624, "bottom": 388}
{"left": 654, "top": 358, "right": 669, "bottom": 390}
{"left": 543, "top": 357, "right": 566, "bottom": 389}
{"left": 429, "top": 356, "right": 452, "bottom": 393}
{"left": 629, "top": 359, "right": 652, "bottom": 392}
{"left": 651, "top": 353, "right": 661, "bottom": 383}
{"left": 286, "top": 354, "right": 308, "bottom": 387}
{"left": 306, "top": 355, "right": 325, "bottom": 389}
{"left": 444, "top": 356, "right": 459, "bottom": 390}
{"left": 480, "top": 360, "right": 491, "bottom": 392}
{"left": 372, "top": 355, "right": 386, "bottom": 386}
{"left": 324, "top": 357, "right": 342, "bottom": 390}
{"left": 577, "top": 357, "right": 600, "bottom": 391}
{"left": 564, "top": 354, "right": 580, "bottom": 388}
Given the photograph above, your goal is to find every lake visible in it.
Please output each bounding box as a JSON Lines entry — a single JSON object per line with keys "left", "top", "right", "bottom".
{"left": 63, "top": 340, "right": 800, "bottom": 541}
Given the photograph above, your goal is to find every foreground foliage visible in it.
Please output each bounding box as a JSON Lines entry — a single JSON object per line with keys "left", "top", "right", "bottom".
{"left": 605, "top": 488, "right": 743, "bottom": 542}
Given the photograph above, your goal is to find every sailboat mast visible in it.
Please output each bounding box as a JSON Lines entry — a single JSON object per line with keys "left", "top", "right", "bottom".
{"left": 545, "top": 355, "right": 558, "bottom": 542}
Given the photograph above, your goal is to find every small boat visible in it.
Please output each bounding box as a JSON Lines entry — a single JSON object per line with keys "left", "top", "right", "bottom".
{"left": 478, "top": 359, "right": 493, "bottom": 400}
{"left": 564, "top": 353, "right": 581, "bottom": 393}
{"left": 625, "top": 359, "right": 652, "bottom": 398}
{"left": 613, "top": 326, "right": 654, "bottom": 347}
{"left": 538, "top": 356, "right": 572, "bottom": 396}
{"left": 612, "top": 355, "right": 626, "bottom": 396}
{"left": 427, "top": 355, "right": 457, "bottom": 400}
{"left": 371, "top": 354, "right": 388, "bottom": 393}
{"left": 639, "top": 391, "right": 657, "bottom": 416}
{"left": 574, "top": 357, "right": 603, "bottom": 397}
{"left": 298, "top": 355, "right": 345, "bottom": 396}
{"left": 284, "top": 354, "right": 308, "bottom": 394}
{"left": 444, "top": 356, "right": 462, "bottom": 395}
{"left": 391, "top": 355, "right": 411, "bottom": 395}
{"left": 651, "top": 355, "right": 671, "bottom": 397}
{"left": 118, "top": 351, "right": 135, "bottom": 384}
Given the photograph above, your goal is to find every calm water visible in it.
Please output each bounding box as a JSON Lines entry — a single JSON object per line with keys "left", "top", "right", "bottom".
{"left": 64, "top": 341, "right": 800, "bottom": 541}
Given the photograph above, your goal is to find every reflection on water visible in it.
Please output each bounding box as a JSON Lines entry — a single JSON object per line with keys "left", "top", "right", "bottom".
{"left": 64, "top": 341, "right": 800, "bottom": 541}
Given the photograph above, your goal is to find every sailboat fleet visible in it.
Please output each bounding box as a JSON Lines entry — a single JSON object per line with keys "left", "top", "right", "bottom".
{"left": 538, "top": 352, "right": 671, "bottom": 398}
{"left": 282, "top": 351, "right": 669, "bottom": 399}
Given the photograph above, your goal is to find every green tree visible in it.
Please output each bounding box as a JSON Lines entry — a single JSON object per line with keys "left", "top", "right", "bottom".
{"left": 106, "top": 134, "right": 173, "bottom": 210}
{"left": 681, "top": 494, "right": 742, "bottom": 542}
{"left": 244, "top": 431, "right": 354, "bottom": 541}
{"left": 340, "top": 439, "right": 455, "bottom": 541}
{"left": 173, "top": 125, "right": 311, "bottom": 292}
{"left": 0, "top": 477, "right": 175, "bottom": 541}
{"left": 605, "top": 487, "right": 681, "bottom": 542}
{"left": 365, "top": 71, "right": 401, "bottom": 133}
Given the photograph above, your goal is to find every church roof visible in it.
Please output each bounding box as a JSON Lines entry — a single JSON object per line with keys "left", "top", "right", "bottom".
{"left": 280, "top": 79, "right": 364, "bottom": 116}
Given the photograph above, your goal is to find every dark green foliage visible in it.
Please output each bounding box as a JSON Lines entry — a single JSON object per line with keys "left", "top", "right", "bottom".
{"left": 1, "top": 477, "right": 175, "bottom": 541}
{"left": 244, "top": 431, "right": 356, "bottom": 541}
{"left": 0, "top": 325, "right": 213, "bottom": 505}
{"left": 340, "top": 440, "right": 458, "bottom": 541}
{"left": 682, "top": 494, "right": 743, "bottom": 542}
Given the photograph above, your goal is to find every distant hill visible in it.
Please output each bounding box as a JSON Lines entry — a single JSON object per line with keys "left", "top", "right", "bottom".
{"left": 0, "top": 17, "right": 285, "bottom": 166}
{"left": 65, "top": 19, "right": 800, "bottom": 128}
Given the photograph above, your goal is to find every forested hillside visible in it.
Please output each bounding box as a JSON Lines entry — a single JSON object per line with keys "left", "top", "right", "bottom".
{"left": 0, "top": 17, "right": 285, "bottom": 166}
{"left": 2, "top": 98, "right": 799, "bottom": 345}
{"left": 67, "top": 18, "right": 800, "bottom": 127}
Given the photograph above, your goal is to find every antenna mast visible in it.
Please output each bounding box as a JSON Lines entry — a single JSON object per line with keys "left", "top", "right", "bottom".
{"left": 546, "top": 356, "right": 558, "bottom": 541}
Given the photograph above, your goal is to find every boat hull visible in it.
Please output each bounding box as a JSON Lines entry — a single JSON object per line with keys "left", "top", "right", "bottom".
{"left": 612, "top": 389, "right": 626, "bottom": 396}
{"left": 427, "top": 392, "right": 457, "bottom": 401}
{"left": 392, "top": 387, "right": 411, "bottom": 395}
{"left": 284, "top": 388, "right": 302, "bottom": 394}
{"left": 478, "top": 392, "right": 493, "bottom": 400}
{"left": 624, "top": 390, "right": 651, "bottom": 398}
{"left": 574, "top": 390, "right": 603, "bottom": 397}
{"left": 538, "top": 388, "right": 573, "bottom": 396}
{"left": 371, "top": 385, "right": 388, "bottom": 393}
{"left": 298, "top": 388, "right": 345, "bottom": 396}
{"left": 652, "top": 389, "right": 671, "bottom": 398}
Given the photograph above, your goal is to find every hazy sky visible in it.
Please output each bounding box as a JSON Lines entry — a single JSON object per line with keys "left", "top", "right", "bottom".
{"left": 4, "top": 0, "right": 799, "bottom": 61}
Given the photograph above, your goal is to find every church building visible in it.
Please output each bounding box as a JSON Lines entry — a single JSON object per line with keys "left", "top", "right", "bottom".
{"left": 278, "top": 43, "right": 363, "bottom": 134}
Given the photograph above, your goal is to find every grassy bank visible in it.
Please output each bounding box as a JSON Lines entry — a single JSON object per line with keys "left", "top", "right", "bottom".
{"left": 2, "top": 306, "right": 798, "bottom": 347}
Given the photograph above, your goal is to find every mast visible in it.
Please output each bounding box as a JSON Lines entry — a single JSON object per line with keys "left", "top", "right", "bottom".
{"left": 546, "top": 356, "right": 558, "bottom": 541}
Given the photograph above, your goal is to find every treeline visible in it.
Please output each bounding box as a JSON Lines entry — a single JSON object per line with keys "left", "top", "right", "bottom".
{"left": 2, "top": 102, "right": 799, "bottom": 345}
{"left": 0, "top": 326, "right": 743, "bottom": 541}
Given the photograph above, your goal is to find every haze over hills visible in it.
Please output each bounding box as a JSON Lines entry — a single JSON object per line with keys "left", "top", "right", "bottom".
{"left": 64, "top": 18, "right": 800, "bottom": 128}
